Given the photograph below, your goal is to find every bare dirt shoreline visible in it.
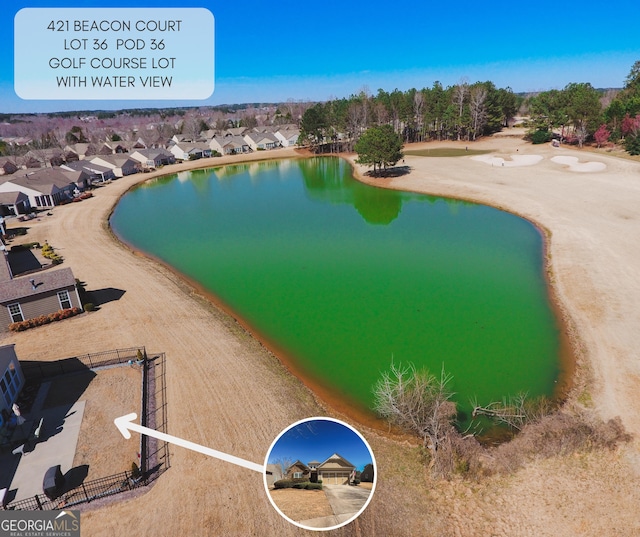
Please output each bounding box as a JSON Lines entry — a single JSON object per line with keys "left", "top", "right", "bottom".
{"left": 2, "top": 140, "right": 640, "bottom": 536}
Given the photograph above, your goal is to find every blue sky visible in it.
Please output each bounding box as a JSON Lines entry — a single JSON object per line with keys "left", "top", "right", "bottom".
{"left": 2, "top": 0, "right": 639, "bottom": 112}
{"left": 267, "top": 419, "right": 374, "bottom": 472}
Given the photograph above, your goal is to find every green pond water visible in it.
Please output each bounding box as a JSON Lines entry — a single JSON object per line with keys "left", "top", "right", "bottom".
{"left": 110, "top": 157, "right": 561, "bottom": 420}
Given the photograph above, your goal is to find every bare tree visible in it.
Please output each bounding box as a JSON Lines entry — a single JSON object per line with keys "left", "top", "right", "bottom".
{"left": 471, "top": 392, "right": 553, "bottom": 431}
{"left": 413, "top": 91, "right": 425, "bottom": 141}
{"left": 452, "top": 80, "right": 469, "bottom": 140}
{"left": 271, "top": 456, "right": 295, "bottom": 479}
{"left": 469, "top": 86, "right": 487, "bottom": 141}
{"left": 373, "top": 362, "right": 456, "bottom": 457}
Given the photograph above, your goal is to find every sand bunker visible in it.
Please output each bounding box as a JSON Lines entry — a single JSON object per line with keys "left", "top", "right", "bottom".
{"left": 471, "top": 154, "right": 544, "bottom": 167}
{"left": 551, "top": 156, "right": 606, "bottom": 172}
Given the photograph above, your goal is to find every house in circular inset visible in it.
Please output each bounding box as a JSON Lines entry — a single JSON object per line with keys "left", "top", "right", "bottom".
{"left": 316, "top": 453, "right": 356, "bottom": 485}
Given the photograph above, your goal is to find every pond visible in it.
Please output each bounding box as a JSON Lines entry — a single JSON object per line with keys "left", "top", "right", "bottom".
{"left": 110, "top": 157, "right": 561, "bottom": 421}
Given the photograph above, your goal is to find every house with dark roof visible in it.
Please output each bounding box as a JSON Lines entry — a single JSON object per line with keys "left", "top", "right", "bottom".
{"left": 0, "top": 247, "right": 82, "bottom": 331}
{"left": 0, "top": 157, "right": 19, "bottom": 176}
{"left": 0, "top": 192, "right": 31, "bottom": 216}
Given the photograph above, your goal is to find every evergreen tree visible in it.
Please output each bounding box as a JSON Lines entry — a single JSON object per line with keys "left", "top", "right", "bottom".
{"left": 354, "top": 124, "right": 404, "bottom": 176}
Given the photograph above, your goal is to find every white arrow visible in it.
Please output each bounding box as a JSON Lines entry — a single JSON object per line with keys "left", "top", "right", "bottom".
{"left": 114, "top": 413, "right": 264, "bottom": 473}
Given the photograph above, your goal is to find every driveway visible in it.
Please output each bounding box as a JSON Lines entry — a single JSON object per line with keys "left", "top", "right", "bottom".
{"left": 298, "top": 484, "right": 372, "bottom": 529}
{"left": 323, "top": 484, "right": 371, "bottom": 515}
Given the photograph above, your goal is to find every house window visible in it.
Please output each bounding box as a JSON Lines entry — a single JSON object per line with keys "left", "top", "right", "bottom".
{"left": 58, "top": 290, "right": 72, "bottom": 309}
{"left": 7, "top": 303, "right": 24, "bottom": 323}
{"left": 293, "top": 472, "right": 302, "bottom": 479}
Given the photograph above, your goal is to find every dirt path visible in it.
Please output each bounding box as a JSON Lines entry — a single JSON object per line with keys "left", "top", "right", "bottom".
{"left": 2, "top": 141, "right": 640, "bottom": 536}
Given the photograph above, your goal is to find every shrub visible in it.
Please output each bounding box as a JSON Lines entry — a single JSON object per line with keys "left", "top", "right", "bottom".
{"left": 529, "top": 129, "right": 551, "bottom": 144}
{"left": 274, "top": 479, "right": 294, "bottom": 489}
{"left": 8, "top": 307, "right": 81, "bottom": 332}
{"left": 83, "top": 303, "right": 95, "bottom": 312}
{"left": 625, "top": 132, "right": 640, "bottom": 155}
{"left": 306, "top": 483, "right": 323, "bottom": 490}
{"left": 11, "top": 242, "right": 40, "bottom": 251}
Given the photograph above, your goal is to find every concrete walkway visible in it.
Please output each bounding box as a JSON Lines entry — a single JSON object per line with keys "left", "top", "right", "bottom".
{"left": 9, "top": 399, "right": 85, "bottom": 501}
{"left": 299, "top": 484, "right": 372, "bottom": 529}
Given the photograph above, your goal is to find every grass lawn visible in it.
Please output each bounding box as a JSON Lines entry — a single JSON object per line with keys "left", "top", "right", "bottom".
{"left": 405, "top": 147, "right": 492, "bottom": 157}
{"left": 268, "top": 488, "right": 333, "bottom": 522}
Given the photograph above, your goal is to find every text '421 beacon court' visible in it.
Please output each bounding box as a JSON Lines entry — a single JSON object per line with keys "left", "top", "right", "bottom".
{"left": 47, "top": 19, "right": 182, "bottom": 32}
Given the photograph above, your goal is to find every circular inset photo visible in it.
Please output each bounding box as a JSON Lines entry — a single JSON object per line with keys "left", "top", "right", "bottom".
{"left": 264, "top": 417, "right": 376, "bottom": 531}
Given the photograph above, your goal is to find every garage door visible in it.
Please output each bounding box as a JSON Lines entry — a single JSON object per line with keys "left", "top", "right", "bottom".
{"left": 322, "top": 472, "right": 350, "bottom": 485}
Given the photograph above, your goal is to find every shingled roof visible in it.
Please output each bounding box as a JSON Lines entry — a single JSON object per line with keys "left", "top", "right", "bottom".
{"left": 0, "top": 267, "right": 76, "bottom": 304}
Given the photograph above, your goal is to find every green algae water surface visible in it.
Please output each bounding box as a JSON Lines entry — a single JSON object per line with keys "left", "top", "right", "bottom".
{"left": 110, "top": 157, "right": 560, "bottom": 418}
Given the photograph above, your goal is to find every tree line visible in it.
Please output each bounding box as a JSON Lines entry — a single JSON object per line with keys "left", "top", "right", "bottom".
{"left": 299, "top": 81, "right": 520, "bottom": 151}
{"left": 525, "top": 61, "right": 640, "bottom": 153}
{"left": 299, "top": 60, "right": 640, "bottom": 156}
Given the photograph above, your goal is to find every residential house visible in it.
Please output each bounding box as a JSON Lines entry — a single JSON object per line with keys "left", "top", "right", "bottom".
{"left": 243, "top": 132, "right": 281, "bottom": 151}
{"left": 285, "top": 460, "right": 312, "bottom": 481}
{"left": 284, "top": 453, "right": 357, "bottom": 485}
{"left": 274, "top": 128, "right": 300, "bottom": 148}
{"left": 0, "top": 344, "right": 25, "bottom": 427}
{"left": 265, "top": 464, "right": 284, "bottom": 488}
{"left": 171, "top": 134, "right": 195, "bottom": 145}
{"left": 0, "top": 168, "right": 81, "bottom": 208}
{"left": 209, "top": 136, "right": 251, "bottom": 156}
{"left": 22, "top": 148, "right": 66, "bottom": 169}
{"left": 316, "top": 454, "right": 356, "bottom": 485}
{"left": 1, "top": 137, "right": 32, "bottom": 147}
{"left": 360, "top": 463, "right": 374, "bottom": 483}
{"left": 61, "top": 160, "right": 116, "bottom": 187}
{"left": 130, "top": 148, "right": 176, "bottom": 169}
{"left": 0, "top": 264, "right": 83, "bottom": 332}
{"left": 0, "top": 192, "right": 31, "bottom": 216}
{"left": 224, "top": 127, "right": 248, "bottom": 137}
{"left": 0, "top": 158, "right": 19, "bottom": 176}
{"left": 88, "top": 154, "right": 139, "bottom": 178}
{"left": 64, "top": 143, "right": 91, "bottom": 161}
{"left": 100, "top": 141, "right": 130, "bottom": 154}
{"left": 168, "top": 143, "right": 211, "bottom": 162}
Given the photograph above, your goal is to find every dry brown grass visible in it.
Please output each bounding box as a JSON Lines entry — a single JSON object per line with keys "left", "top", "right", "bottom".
{"left": 44, "top": 367, "right": 142, "bottom": 481}
{"left": 268, "top": 488, "right": 333, "bottom": 522}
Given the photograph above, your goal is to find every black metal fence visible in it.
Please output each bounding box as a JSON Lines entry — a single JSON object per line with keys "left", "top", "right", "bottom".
{"left": 3, "top": 348, "right": 170, "bottom": 511}
{"left": 4, "top": 470, "right": 145, "bottom": 511}
{"left": 20, "top": 347, "right": 147, "bottom": 381}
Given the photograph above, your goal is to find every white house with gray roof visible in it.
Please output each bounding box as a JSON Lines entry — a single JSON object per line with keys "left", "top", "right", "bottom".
{"left": 130, "top": 149, "right": 176, "bottom": 168}
{"left": 274, "top": 128, "right": 300, "bottom": 147}
{"left": 0, "top": 168, "right": 81, "bottom": 208}
{"left": 88, "top": 155, "right": 140, "bottom": 178}
{"left": 209, "top": 136, "right": 251, "bottom": 155}
{"left": 243, "top": 132, "right": 281, "bottom": 151}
